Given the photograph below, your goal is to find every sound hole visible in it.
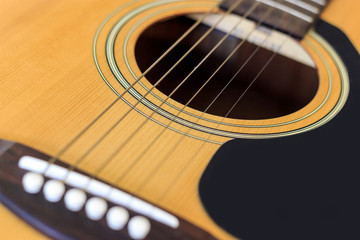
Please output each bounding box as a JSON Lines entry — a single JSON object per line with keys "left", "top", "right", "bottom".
{"left": 135, "top": 16, "right": 318, "bottom": 120}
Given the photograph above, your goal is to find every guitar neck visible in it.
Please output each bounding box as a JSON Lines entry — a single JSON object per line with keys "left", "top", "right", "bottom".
{"left": 220, "top": 0, "right": 330, "bottom": 38}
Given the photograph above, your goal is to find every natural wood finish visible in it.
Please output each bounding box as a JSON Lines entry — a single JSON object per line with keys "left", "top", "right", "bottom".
{"left": 0, "top": 0, "right": 359, "bottom": 239}
{"left": 321, "top": 0, "right": 360, "bottom": 51}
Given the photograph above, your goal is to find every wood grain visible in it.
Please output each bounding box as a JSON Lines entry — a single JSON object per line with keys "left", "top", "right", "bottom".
{"left": 0, "top": 0, "right": 359, "bottom": 239}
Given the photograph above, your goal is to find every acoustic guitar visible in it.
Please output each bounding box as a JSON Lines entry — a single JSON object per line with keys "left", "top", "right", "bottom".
{"left": 0, "top": 0, "right": 359, "bottom": 239}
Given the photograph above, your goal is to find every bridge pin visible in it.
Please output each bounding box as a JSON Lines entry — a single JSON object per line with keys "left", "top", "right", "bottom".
{"left": 85, "top": 197, "right": 108, "bottom": 221}
{"left": 106, "top": 206, "right": 129, "bottom": 230}
{"left": 128, "top": 216, "right": 151, "bottom": 240}
{"left": 22, "top": 172, "right": 44, "bottom": 194}
{"left": 64, "top": 188, "right": 87, "bottom": 212}
{"left": 43, "top": 180, "right": 65, "bottom": 203}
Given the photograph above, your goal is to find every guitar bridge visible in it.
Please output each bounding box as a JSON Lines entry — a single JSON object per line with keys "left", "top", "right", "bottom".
{"left": 0, "top": 140, "right": 215, "bottom": 240}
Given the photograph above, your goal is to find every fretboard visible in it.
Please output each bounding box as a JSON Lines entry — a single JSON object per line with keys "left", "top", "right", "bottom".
{"left": 219, "top": 0, "right": 330, "bottom": 38}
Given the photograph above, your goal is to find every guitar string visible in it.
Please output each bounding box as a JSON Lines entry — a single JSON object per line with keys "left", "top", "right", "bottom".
{"left": 157, "top": 43, "right": 283, "bottom": 203}
{"left": 57, "top": 0, "right": 258, "bottom": 179}
{"left": 136, "top": 0, "right": 292, "bottom": 195}
{"left": 79, "top": 0, "right": 284, "bottom": 198}
{"left": 39, "top": 0, "right": 304, "bottom": 226}
{"left": 86, "top": 0, "right": 266, "bottom": 183}
{"left": 46, "top": 0, "right": 288, "bottom": 206}
{"left": 109, "top": 4, "right": 278, "bottom": 187}
{"left": 156, "top": 11, "right": 301, "bottom": 203}
{"left": 102, "top": 0, "right": 296, "bottom": 207}
{"left": 75, "top": 4, "right": 276, "bottom": 200}
{"left": 60, "top": 0, "right": 288, "bottom": 200}
{"left": 42, "top": 2, "right": 221, "bottom": 167}
{"left": 106, "top": 0, "right": 326, "bottom": 212}
{"left": 42, "top": 0, "right": 241, "bottom": 175}
{"left": 133, "top": 0, "right": 324, "bottom": 195}
{"left": 37, "top": 0, "right": 264, "bottom": 204}
{"left": 135, "top": 34, "right": 276, "bottom": 194}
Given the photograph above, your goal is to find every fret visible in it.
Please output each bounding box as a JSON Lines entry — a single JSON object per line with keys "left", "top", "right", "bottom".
{"left": 310, "top": 0, "right": 327, "bottom": 6}
{"left": 280, "top": 0, "right": 323, "bottom": 17}
{"left": 284, "top": 0, "right": 320, "bottom": 14}
{"left": 257, "top": 0, "right": 314, "bottom": 22}
{"left": 219, "top": 0, "right": 330, "bottom": 38}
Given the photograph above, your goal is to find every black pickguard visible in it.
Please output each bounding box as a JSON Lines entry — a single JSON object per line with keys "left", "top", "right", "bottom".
{"left": 199, "top": 20, "right": 360, "bottom": 240}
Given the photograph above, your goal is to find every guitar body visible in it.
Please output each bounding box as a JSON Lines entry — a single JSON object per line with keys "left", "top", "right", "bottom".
{"left": 0, "top": 0, "right": 359, "bottom": 239}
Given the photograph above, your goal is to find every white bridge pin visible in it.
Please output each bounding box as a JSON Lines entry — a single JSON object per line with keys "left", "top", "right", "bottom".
{"left": 18, "top": 156, "right": 180, "bottom": 229}
{"left": 64, "top": 188, "right": 87, "bottom": 212}
{"left": 128, "top": 216, "right": 151, "bottom": 240}
{"left": 106, "top": 206, "right": 129, "bottom": 230}
{"left": 22, "top": 172, "right": 44, "bottom": 194}
{"left": 85, "top": 197, "right": 108, "bottom": 221}
{"left": 43, "top": 180, "right": 66, "bottom": 203}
